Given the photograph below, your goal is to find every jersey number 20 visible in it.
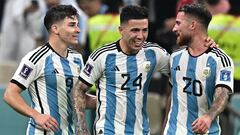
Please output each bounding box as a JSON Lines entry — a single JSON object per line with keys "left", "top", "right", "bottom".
{"left": 183, "top": 77, "right": 203, "bottom": 96}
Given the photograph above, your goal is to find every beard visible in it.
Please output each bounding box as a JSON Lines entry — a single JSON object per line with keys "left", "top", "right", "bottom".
{"left": 177, "top": 34, "right": 192, "bottom": 46}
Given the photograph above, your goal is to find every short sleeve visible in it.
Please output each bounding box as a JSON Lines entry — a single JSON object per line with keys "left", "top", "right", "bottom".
{"left": 155, "top": 46, "right": 170, "bottom": 77}
{"left": 11, "top": 54, "right": 38, "bottom": 89}
{"left": 216, "top": 65, "right": 234, "bottom": 93}
{"left": 79, "top": 56, "right": 103, "bottom": 86}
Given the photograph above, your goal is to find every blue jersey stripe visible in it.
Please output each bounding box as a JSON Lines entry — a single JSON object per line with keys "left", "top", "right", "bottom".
{"left": 142, "top": 49, "right": 157, "bottom": 134}
{"left": 74, "top": 57, "right": 83, "bottom": 70}
{"left": 28, "top": 90, "right": 36, "bottom": 135}
{"left": 167, "top": 52, "right": 182, "bottom": 135}
{"left": 125, "top": 56, "right": 137, "bottom": 134}
{"left": 60, "top": 57, "right": 74, "bottom": 135}
{"left": 104, "top": 54, "right": 117, "bottom": 134}
{"left": 206, "top": 57, "right": 220, "bottom": 134}
{"left": 205, "top": 57, "right": 216, "bottom": 107}
{"left": 28, "top": 123, "right": 35, "bottom": 135}
{"left": 45, "top": 56, "right": 61, "bottom": 135}
{"left": 186, "top": 56, "right": 198, "bottom": 135}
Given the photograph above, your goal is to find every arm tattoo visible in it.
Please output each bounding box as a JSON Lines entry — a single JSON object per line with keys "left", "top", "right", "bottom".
{"left": 206, "top": 87, "right": 230, "bottom": 121}
{"left": 72, "top": 80, "right": 90, "bottom": 135}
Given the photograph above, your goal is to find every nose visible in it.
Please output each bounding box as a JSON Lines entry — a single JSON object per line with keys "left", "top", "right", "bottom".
{"left": 75, "top": 26, "right": 80, "bottom": 33}
{"left": 172, "top": 25, "right": 177, "bottom": 33}
{"left": 137, "top": 31, "right": 144, "bottom": 39}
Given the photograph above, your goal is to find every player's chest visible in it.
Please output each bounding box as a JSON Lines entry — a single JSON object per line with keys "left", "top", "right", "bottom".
{"left": 171, "top": 55, "right": 216, "bottom": 81}
{"left": 104, "top": 53, "right": 156, "bottom": 75}
{"left": 42, "top": 56, "right": 81, "bottom": 78}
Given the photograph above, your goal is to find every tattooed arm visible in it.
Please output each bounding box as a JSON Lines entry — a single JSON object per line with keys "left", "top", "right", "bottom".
{"left": 192, "top": 86, "right": 230, "bottom": 134}
{"left": 72, "top": 80, "right": 96, "bottom": 135}
{"left": 205, "top": 87, "right": 230, "bottom": 120}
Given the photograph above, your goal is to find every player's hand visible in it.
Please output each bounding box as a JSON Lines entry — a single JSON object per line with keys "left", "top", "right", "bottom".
{"left": 192, "top": 114, "right": 212, "bottom": 134}
{"left": 33, "top": 113, "right": 59, "bottom": 132}
{"left": 204, "top": 37, "right": 219, "bottom": 48}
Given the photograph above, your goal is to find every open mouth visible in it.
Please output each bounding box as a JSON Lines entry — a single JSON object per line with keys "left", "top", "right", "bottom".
{"left": 135, "top": 41, "right": 143, "bottom": 46}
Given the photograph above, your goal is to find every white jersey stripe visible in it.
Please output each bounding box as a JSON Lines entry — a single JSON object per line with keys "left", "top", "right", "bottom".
{"left": 165, "top": 52, "right": 182, "bottom": 135}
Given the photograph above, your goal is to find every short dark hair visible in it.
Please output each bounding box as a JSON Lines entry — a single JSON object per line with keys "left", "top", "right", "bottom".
{"left": 120, "top": 5, "right": 148, "bottom": 24}
{"left": 44, "top": 5, "right": 78, "bottom": 31}
{"left": 179, "top": 4, "right": 212, "bottom": 30}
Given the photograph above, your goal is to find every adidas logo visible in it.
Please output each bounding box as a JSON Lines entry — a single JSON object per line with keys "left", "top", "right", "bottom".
{"left": 98, "top": 129, "right": 103, "bottom": 134}
{"left": 52, "top": 68, "right": 59, "bottom": 74}
{"left": 112, "top": 66, "right": 120, "bottom": 71}
{"left": 174, "top": 66, "right": 180, "bottom": 71}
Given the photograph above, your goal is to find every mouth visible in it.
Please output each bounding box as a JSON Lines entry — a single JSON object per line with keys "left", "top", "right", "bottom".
{"left": 175, "top": 32, "right": 180, "bottom": 37}
{"left": 135, "top": 41, "right": 143, "bottom": 47}
{"left": 72, "top": 35, "right": 79, "bottom": 40}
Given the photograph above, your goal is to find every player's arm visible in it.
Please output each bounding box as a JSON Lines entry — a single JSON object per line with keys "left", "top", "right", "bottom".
{"left": 192, "top": 86, "right": 230, "bottom": 134}
{"left": 206, "top": 86, "right": 230, "bottom": 120}
{"left": 72, "top": 79, "right": 96, "bottom": 135}
{"left": 4, "top": 82, "right": 40, "bottom": 119}
{"left": 3, "top": 82, "right": 58, "bottom": 131}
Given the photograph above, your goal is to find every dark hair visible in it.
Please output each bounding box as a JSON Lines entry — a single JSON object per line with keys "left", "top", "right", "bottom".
{"left": 120, "top": 5, "right": 148, "bottom": 24}
{"left": 103, "top": 0, "right": 123, "bottom": 14}
{"left": 229, "top": 0, "right": 240, "bottom": 15}
{"left": 179, "top": 4, "right": 212, "bottom": 30}
{"left": 44, "top": 5, "right": 78, "bottom": 31}
{"left": 205, "top": 0, "right": 220, "bottom": 5}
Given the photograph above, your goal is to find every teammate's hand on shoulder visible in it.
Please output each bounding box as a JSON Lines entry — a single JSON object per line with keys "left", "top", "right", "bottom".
{"left": 204, "top": 37, "right": 219, "bottom": 48}
{"left": 192, "top": 114, "right": 212, "bottom": 134}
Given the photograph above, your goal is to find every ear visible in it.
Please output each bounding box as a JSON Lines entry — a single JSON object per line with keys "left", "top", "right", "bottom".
{"left": 51, "top": 24, "right": 59, "bottom": 34}
{"left": 189, "top": 21, "right": 196, "bottom": 30}
{"left": 118, "top": 26, "right": 123, "bottom": 34}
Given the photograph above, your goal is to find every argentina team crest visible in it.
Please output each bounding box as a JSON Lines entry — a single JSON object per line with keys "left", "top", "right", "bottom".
{"left": 144, "top": 60, "right": 150, "bottom": 72}
{"left": 203, "top": 67, "right": 211, "bottom": 78}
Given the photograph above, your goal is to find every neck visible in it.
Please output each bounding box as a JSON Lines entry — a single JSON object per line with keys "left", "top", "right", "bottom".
{"left": 48, "top": 37, "right": 68, "bottom": 58}
{"left": 119, "top": 39, "right": 138, "bottom": 55}
{"left": 188, "top": 34, "right": 208, "bottom": 56}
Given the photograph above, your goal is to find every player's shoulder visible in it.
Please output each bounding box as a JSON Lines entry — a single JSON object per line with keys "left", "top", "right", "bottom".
{"left": 23, "top": 43, "right": 52, "bottom": 65}
{"left": 207, "top": 47, "right": 233, "bottom": 67}
{"left": 68, "top": 48, "right": 83, "bottom": 58}
{"left": 143, "top": 42, "right": 169, "bottom": 55}
{"left": 171, "top": 46, "right": 187, "bottom": 55}
{"left": 143, "top": 42, "right": 165, "bottom": 50}
{"left": 89, "top": 41, "right": 118, "bottom": 61}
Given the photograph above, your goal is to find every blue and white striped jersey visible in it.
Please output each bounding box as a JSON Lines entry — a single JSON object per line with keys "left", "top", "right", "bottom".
{"left": 11, "top": 43, "right": 84, "bottom": 135}
{"left": 79, "top": 40, "right": 170, "bottom": 135}
{"left": 164, "top": 47, "right": 234, "bottom": 135}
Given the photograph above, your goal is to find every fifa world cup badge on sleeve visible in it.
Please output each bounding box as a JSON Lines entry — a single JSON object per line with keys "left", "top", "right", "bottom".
{"left": 83, "top": 63, "right": 93, "bottom": 76}
{"left": 19, "top": 64, "right": 33, "bottom": 79}
{"left": 220, "top": 70, "right": 231, "bottom": 81}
